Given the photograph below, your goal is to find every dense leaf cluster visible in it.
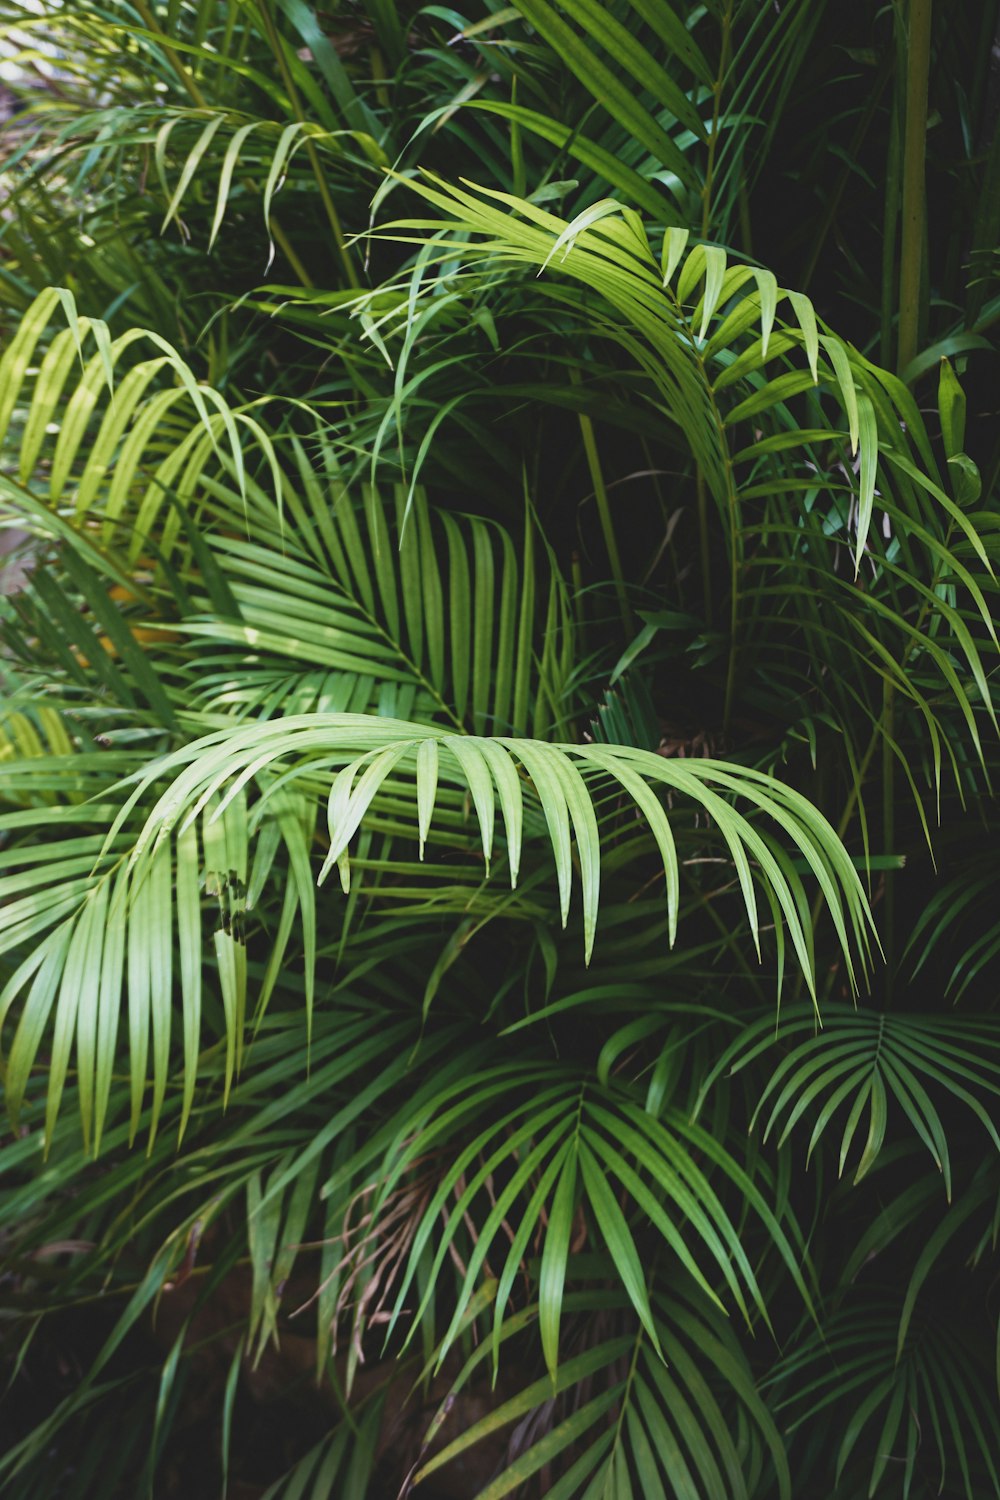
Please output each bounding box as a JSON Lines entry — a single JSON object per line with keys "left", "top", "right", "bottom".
{"left": 0, "top": 2, "right": 999, "bottom": 1496}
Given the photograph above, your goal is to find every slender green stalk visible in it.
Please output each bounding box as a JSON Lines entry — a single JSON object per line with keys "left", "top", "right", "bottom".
{"left": 701, "top": 0, "right": 734, "bottom": 237}
{"left": 695, "top": 466, "right": 712, "bottom": 624}
{"left": 881, "top": 680, "right": 896, "bottom": 1004}
{"left": 880, "top": 104, "right": 902, "bottom": 368}
{"left": 569, "top": 368, "right": 631, "bottom": 631}
{"left": 897, "top": 0, "right": 932, "bottom": 375}
{"left": 255, "top": 0, "right": 360, "bottom": 290}
{"left": 722, "top": 577, "right": 740, "bottom": 734}
{"left": 737, "top": 180, "right": 752, "bottom": 256}
{"left": 510, "top": 77, "right": 526, "bottom": 198}
{"left": 570, "top": 549, "right": 586, "bottom": 648}
{"left": 132, "top": 0, "right": 208, "bottom": 107}
{"left": 271, "top": 218, "right": 315, "bottom": 288}
{"left": 883, "top": 0, "right": 931, "bottom": 1001}
{"left": 370, "top": 46, "right": 390, "bottom": 111}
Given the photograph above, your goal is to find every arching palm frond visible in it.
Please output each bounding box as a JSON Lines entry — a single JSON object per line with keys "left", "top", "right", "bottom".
{"left": 454, "top": 0, "right": 833, "bottom": 240}
{"left": 0, "top": 288, "right": 281, "bottom": 559}
{"left": 358, "top": 1066, "right": 813, "bottom": 1379}
{"left": 697, "top": 1004, "right": 1000, "bottom": 1195}
{"left": 0, "top": 710, "right": 874, "bottom": 1148}
{"left": 380, "top": 182, "right": 872, "bottom": 523}
{"left": 383, "top": 178, "right": 986, "bottom": 584}
{"left": 409, "top": 1277, "right": 790, "bottom": 1500}
{"left": 768, "top": 1292, "right": 1000, "bottom": 1500}
{"left": 28, "top": 104, "right": 388, "bottom": 257}
{"left": 172, "top": 460, "right": 577, "bottom": 740}
{"left": 377, "top": 181, "right": 998, "bottom": 814}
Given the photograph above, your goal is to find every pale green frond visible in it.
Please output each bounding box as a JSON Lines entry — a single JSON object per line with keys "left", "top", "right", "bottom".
{"left": 0, "top": 288, "right": 282, "bottom": 553}
{"left": 0, "top": 710, "right": 872, "bottom": 1142}
{"left": 381, "top": 178, "right": 949, "bottom": 571}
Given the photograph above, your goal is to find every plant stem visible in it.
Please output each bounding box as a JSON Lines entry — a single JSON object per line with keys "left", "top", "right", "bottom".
{"left": 370, "top": 46, "right": 390, "bottom": 111}
{"left": 569, "top": 368, "right": 631, "bottom": 632}
{"left": 737, "top": 180, "right": 752, "bottom": 257}
{"left": 255, "top": 0, "right": 360, "bottom": 290}
{"left": 696, "top": 466, "right": 712, "bottom": 622}
{"left": 701, "top": 0, "right": 734, "bottom": 238}
{"left": 570, "top": 549, "right": 586, "bottom": 648}
{"left": 271, "top": 218, "right": 315, "bottom": 287}
{"left": 133, "top": 0, "right": 207, "bottom": 107}
{"left": 897, "top": 0, "right": 932, "bottom": 375}
{"left": 878, "top": 0, "right": 931, "bottom": 1002}
{"left": 881, "top": 101, "right": 902, "bottom": 368}
{"left": 881, "top": 679, "right": 896, "bottom": 1004}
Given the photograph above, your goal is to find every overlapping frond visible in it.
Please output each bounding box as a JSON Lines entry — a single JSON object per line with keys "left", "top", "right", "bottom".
{"left": 411, "top": 1280, "right": 791, "bottom": 1500}
{"left": 0, "top": 287, "right": 280, "bottom": 559}
{"left": 376, "top": 181, "right": 999, "bottom": 811}
{"left": 699, "top": 1004, "right": 1000, "bottom": 1195}
{"left": 0, "top": 711, "right": 874, "bottom": 1146}
{"left": 177, "top": 464, "right": 576, "bottom": 739}
{"left": 768, "top": 1293, "right": 1000, "bottom": 1500}
{"left": 29, "top": 103, "right": 388, "bottom": 256}
{"left": 382, "top": 178, "right": 985, "bottom": 579}
{"left": 363, "top": 1068, "right": 812, "bottom": 1383}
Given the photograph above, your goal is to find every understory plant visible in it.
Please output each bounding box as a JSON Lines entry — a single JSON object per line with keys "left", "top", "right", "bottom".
{"left": 1, "top": 2, "right": 999, "bottom": 1497}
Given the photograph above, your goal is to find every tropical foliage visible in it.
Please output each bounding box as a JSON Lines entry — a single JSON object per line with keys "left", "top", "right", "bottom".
{"left": 0, "top": 1, "right": 999, "bottom": 1496}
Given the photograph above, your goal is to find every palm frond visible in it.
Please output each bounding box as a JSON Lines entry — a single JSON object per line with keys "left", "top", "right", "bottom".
{"left": 0, "top": 709, "right": 874, "bottom": 1145}
{"left": 0, "top": 288, "right": 281, "bottom": 559}
{"left": 175, "top": 462, "right": 576, "bottom": 739}
{"left": 698, "top": 1004, "right": 1000, "bottom": 1196}
{"left": 769, "top": 1291, "right": 1000, "bottom": 1500}
{"left": 411, "top": 1277, "right": 790, "bottom": 1500}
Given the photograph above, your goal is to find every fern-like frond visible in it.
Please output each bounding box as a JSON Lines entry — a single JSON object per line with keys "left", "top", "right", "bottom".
{"left": 176, "top": 461, "right": 576, "bottom": 739}
{"left": 411, "top": 1278, "right": 791, "bottom": 1500}
{"left": 0, "top": 712, "right": 875, "bottom": 1146}
{"left": 696, "top": 1004, "right": 1000, "bottom": 1195}
{"left": 0, "top": 288, "right": 281, "bottom": 557}
{"left": 769, "top": 1291, "right": 1000, "bottom": 1500}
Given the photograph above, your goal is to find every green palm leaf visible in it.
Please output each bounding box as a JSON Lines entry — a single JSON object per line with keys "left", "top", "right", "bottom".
{"left": 699, "top": 1004, "right": 1000, "bottom": 1195}
{"left": 412, "top": 1279, "right": 790, "bottom": 1500}
{"left": 0, "top": 712, "right": 873, "bottom": 1144}
{"left": 769, "top": 1292, "right": 1000, "bottom": 1500}
{"left": 0, "top": 288, "right": 281, "bottom": 558}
